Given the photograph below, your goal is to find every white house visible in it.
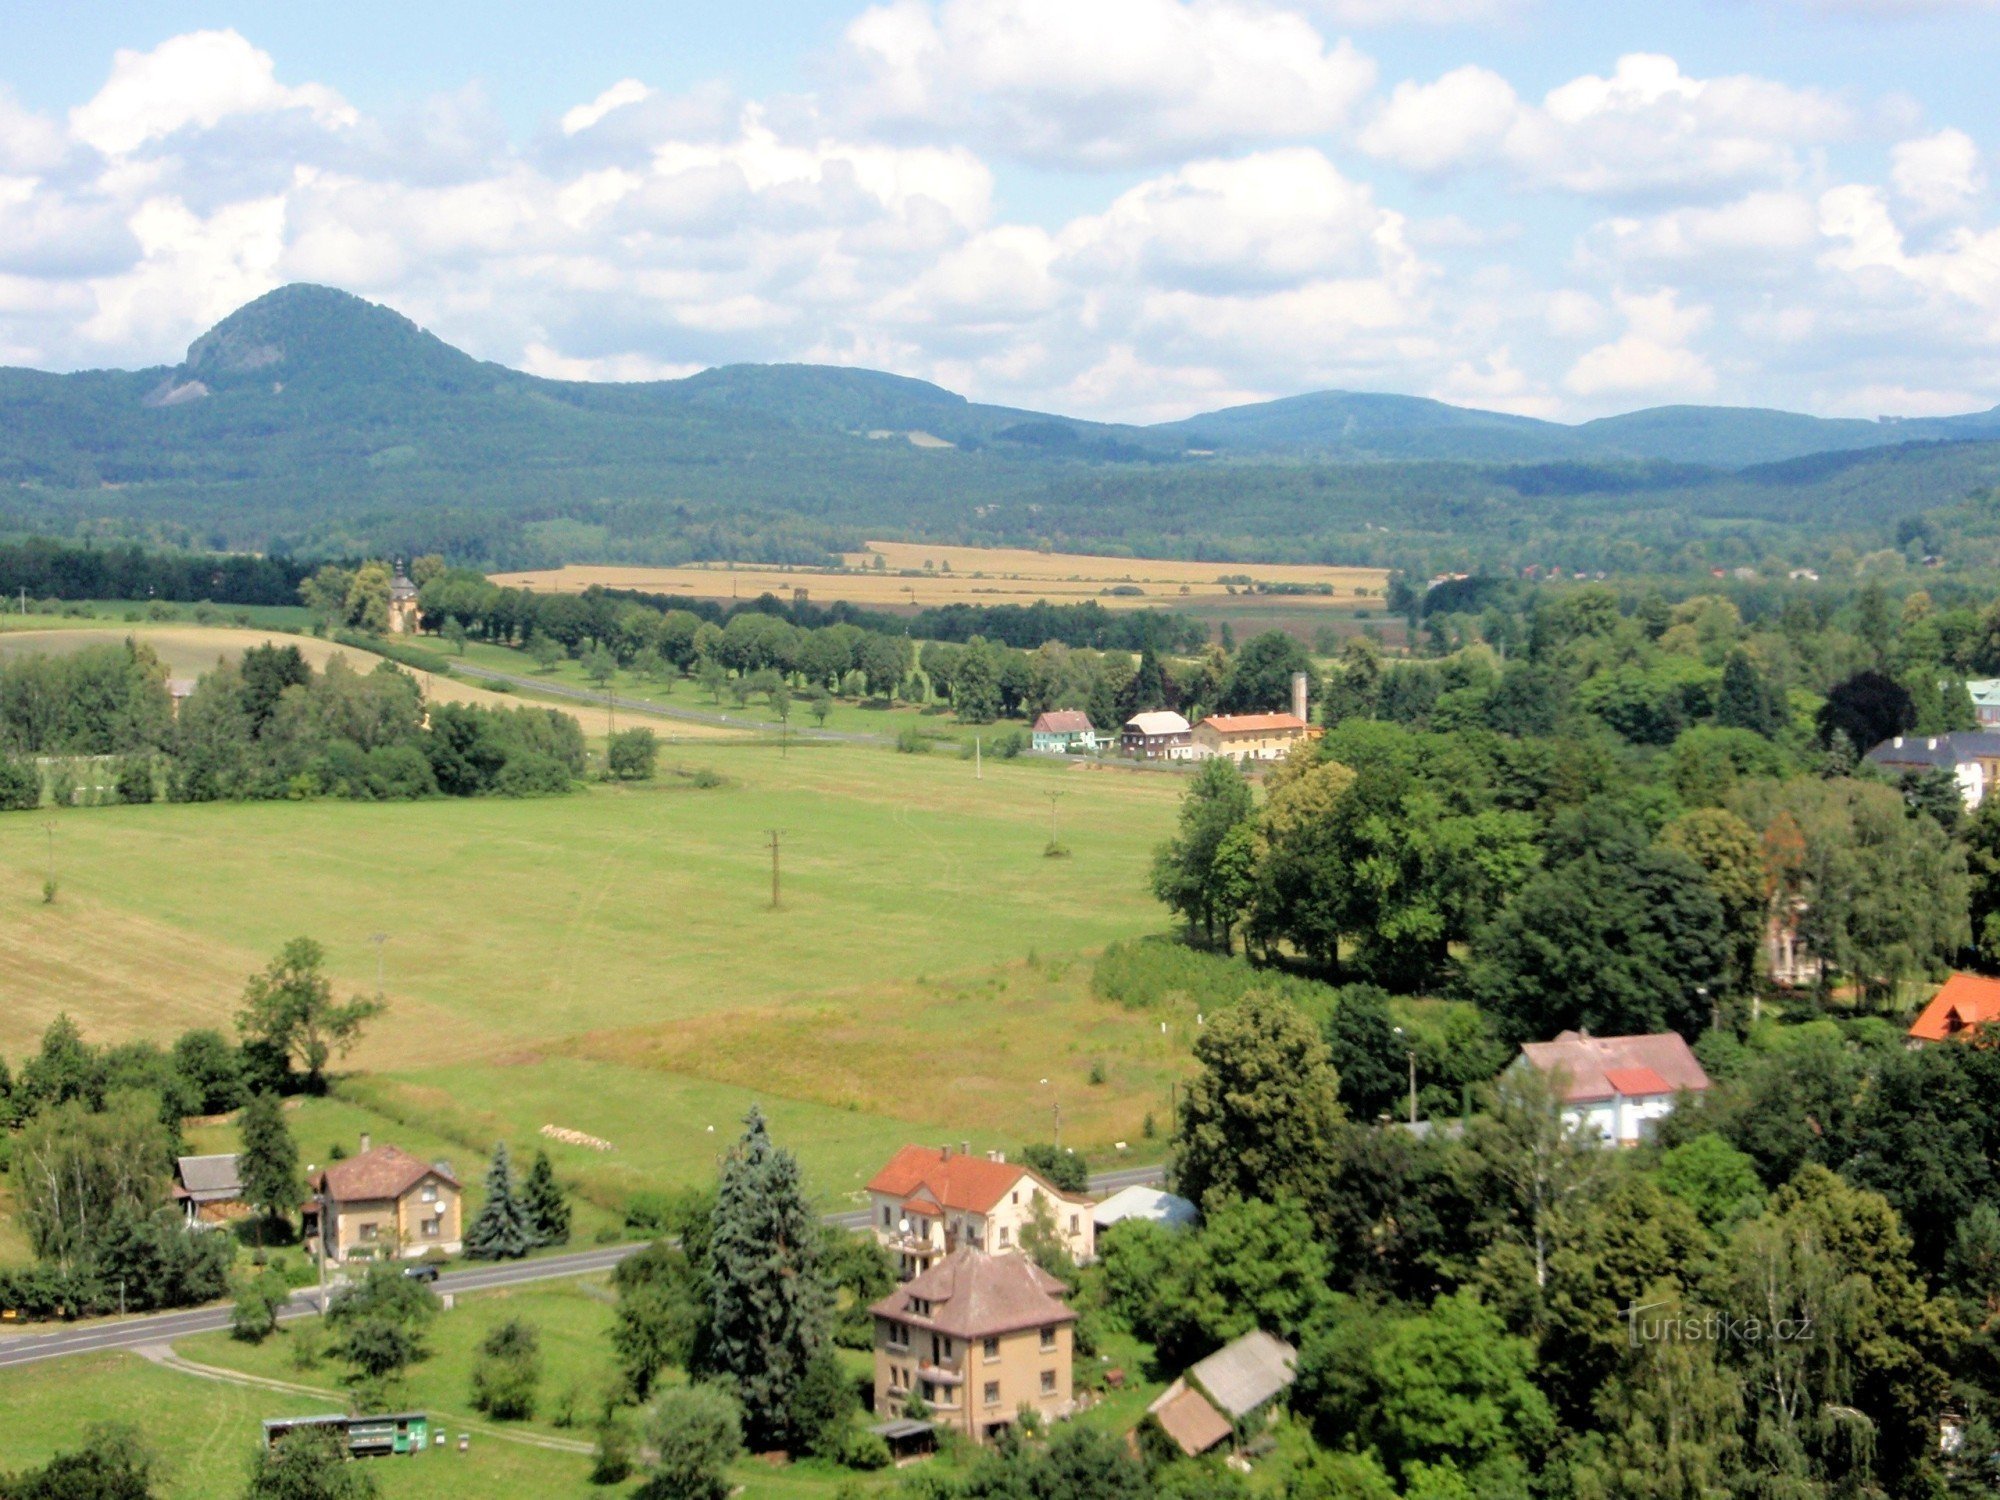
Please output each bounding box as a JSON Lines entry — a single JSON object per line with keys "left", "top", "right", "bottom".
{"left": 1516, "top": 1030, "right": 1711, "bottom": 1148}
{"left": 1863, "top": 732, "right": 2000, "bottom": 810}
{"left": 864, "top": 1145, "right": 1095, "bottom": 1279}
{"left": 1122, "top": 711, "right": 1193, "bottom": 761}
{"left": 1031, "top": 710, "right": 1100, "bottom": 754}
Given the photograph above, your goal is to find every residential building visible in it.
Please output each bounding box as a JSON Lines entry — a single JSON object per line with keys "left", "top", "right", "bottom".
{"left": 1189, "top": 712, "right": 1314, "bottom": 763}
{"left": 1147, "top": 1330, "right": 1299, "bottom": 1458}
{"left": 1122, "top": 710, "right": 1193, "bottom": 760}
{"left": 173, "top": 1153, "right": 248, "bottom": 1228}
{"left": 1907, "top": 972, "right": 2000, "bottom": 1044}
{"left": 1030, "top": 710, "right": 1100, "bottom": 755}
{"left": 871, "top": 1248, "right": 1076, "bottom": 1445}
{"left": 305, "top": 1139, "right": 462, "bottom": 1263}
{"left": 388, "top": 569, "right": 420, "bottom": 635}
{"left": 865, "top": 1145, "right": 1094, "bottom": 1279}
{"left": 1970, "top": 680, "right": 2000, "bottom": 727}
{"left": 1092, "top": 1185, "right": 1195, "bottom": 1236}
{"left": 1516, "top": 1030, "right": 1711, "bottom": 1148}
{"left": 1863, "top": 732, "right": 2000, "bottom": 810}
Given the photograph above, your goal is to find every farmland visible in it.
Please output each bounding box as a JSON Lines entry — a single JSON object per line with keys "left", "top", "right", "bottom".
{"left": 0, "top": 711, "right": 1191, "bottom": 1213}
{"left": 492, "top": 541, "right": 1386, "bottom": 616}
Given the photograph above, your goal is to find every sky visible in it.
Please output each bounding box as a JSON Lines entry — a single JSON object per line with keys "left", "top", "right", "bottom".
{"left": 4, "top": 0, "right": 2000, "bottom": 424}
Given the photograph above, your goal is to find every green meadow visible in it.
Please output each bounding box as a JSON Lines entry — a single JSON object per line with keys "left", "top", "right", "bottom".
{"left": 0, "top": 725, "right": 1190, "bottom": 1211}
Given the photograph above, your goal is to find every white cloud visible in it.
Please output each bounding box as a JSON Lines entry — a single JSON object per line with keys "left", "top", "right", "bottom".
{"left": 1592, "top": 191, "right": 1820, "bottom": 267}
{"left": 1891, "top": 128, "right": 1986, "bottom": 217}
{"left": 70, "top": 30, "right": 356, "bottom": 157}
{"left": 562, "top": 80, "right": 655, "bottom": 137}
{"left": 1310, "top": 0, "right": 1519, "bottom": 20}
{"left": 1361, "top": 53, "right": 1853, "bottom": 198}
{"left": 838, "top": 0, "right": 1375, "bottom": 167}
{"left": 1564, "top": 288, "right": 1716, "bottom": 398}
{"left": 1429, "top": 348, "right": 1562, "bottom": 417}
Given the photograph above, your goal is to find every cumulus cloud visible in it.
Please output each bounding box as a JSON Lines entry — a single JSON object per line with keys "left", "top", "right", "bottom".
{"left": 1590, "top": 191, "right": 1820, "bottom": 268}
{"left": 837, "top": 0, "right": 1375, "bottom": 167}
{"left": 70, "top": 30, "right": 356, "bottom": 157}
{"left": 1362, "top": 53, "right": 1852, "bottom": 198}
{"left": 1891, "top": 128, "right": 1987, "bottom": 218}
{"left": 1564, "top": 289, "right": 1717, "bottom": 398}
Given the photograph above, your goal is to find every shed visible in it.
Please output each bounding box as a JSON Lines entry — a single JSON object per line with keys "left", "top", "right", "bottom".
{"left": 1093, "top": 1185, "right": 1196, "bottom": 1233}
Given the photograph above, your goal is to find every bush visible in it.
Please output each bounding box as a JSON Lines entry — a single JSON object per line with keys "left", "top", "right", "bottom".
{"left": 837, "top": 1427, "right": 892, "bottom": 1471}
{"left": 1090, "top": 936, "right": 1340, "bottom": 1014}
{"left": 495, "top": 751, "right": 573, "bottom": 797}
{"left": 895, "top": 726, "right": 932, "bottom": 754}
{"left": 591, "top": 1411, "right": 636, "bottom": 1485}
{"left": 645, "top": 1385, "right": 743, "bottom": 1500}
{"left": 114, "top": 757, "right": 156, "bottom": 804}
{"left": 470, "top": 1318, "right": 542, "bottom": 1420}
{"left": 0, "top": 757, "right": 39, "bottom": 811}
{"left": 607, "top": 728, "right": 660, "bottom": 781}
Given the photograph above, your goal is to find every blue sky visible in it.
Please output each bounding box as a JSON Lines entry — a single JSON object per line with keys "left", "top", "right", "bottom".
{"left": 3, "top": 0, "right": 1999, "bottom": 423}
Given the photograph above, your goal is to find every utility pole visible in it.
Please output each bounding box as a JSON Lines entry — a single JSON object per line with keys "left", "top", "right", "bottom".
{"left": 1045, "top": 790, "right": 1065, "bottom": 848}
{"left": 369, "top": 932, "right": 388, "bottom": 995}
{"left": 766, "top": 829, "right": 783, "bottom": 910}
{"left": 1407, "top": 1049, "right": 1418, "bottom": 1125}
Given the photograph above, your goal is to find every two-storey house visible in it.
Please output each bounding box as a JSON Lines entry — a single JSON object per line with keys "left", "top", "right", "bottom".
{"left": 871, "top": 1248, "right": 1076, "bottom": 1445}
{"left": 305, "top": 1139, "right": 462, "bottom": 1263}
{"left": 865, "top": 1145, "right": 1094, "bottom": 1279}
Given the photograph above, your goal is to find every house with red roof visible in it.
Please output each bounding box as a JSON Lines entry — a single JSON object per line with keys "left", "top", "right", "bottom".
{"left": 1907, "top": 972, "right": 2000, "bottom": 1045}
{"left": 1517, "top": 1030, "right": 1711, "bottom": 1149}
{"left": 304, "top": 1134, "right": 462, "bottom": 1263}
{"left": 1030, "top": 710, "right": 1101, "bottom": 755}
{"left": 865, "top": 1145, "right": 1094, "bottom": 1279}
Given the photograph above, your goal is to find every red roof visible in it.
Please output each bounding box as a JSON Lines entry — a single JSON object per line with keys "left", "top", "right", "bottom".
{"left": 1602, "top": 1066, "right": 1671, "bottom": 1097}
{"left": 1199, "top": 713, "right": 1308, "bottom": 735}
{"left": 1033, "top": 711, "right": 1095, "bottom": 734}
{"left": 868, "top": 1146, "right": 1050, "bottom": 1215}
{"left": 1519, "top": 1031, "right": 1710, "bottom": 1104}
{"left": 1908, "top": 972, "right": 2000, "bottom": 1043}
{"left": 312, "top": 1145, "right": 459, "bottom": 1203}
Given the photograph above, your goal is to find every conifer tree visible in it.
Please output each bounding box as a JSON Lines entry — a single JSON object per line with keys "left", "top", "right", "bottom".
{"left": 238, "top": 1091, "right": 303, "bottom": 1240}
{"left": 465, "top": 1142, "right": 531, "bottom": 1260}
{"left": 522, "top": 1148, "right": 571, "bottom": 1248}
{"left": 702, "top": 1107, "right": 831, "bottom": 1449}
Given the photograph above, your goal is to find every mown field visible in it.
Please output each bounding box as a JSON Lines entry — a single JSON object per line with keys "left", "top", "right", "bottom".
{"left": 492, "top": 541, "right": 1386, "bottom": 614}
{"left": 0, "top": 715, "right": 1190, "bottom": 1214}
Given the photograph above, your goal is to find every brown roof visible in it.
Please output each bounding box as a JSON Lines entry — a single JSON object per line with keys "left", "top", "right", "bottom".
{"left": 868, "top": 1146, "right": 1073, "bottom": 1215}
{"left": 1148, "top": 1378, "right": 1233, "bottom": 1457}
{"left": 869, "top": 1248, "right": 1076, "bottom": 1339}
{"left": 1909, "top": 972, "right": 2000, "bottom": 1043}
{"left": 1518, "top": 1031, "right": 1710, "bottom": 1104}
{"left": 312, "top": 1144, "right": 459, "bottom": 1203}
{"left": 1198, "top": 713, "right": 1308, "bottom": 735}
{"left": 1033, "top": 710, "right": 1095, "bottom": 734}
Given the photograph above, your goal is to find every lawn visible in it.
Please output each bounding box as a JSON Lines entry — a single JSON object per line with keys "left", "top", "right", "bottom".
{"left": 0, "top": 732, "right": 1188, "bottom": 1213}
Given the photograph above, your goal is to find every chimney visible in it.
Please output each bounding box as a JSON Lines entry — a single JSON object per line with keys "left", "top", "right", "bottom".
{"left": 1291, "top": 670, "right": 1308, "bottom": 723}
{"left": 961, "top": 1140, "right": 971, "bottom": 1159}
{"left": 940, "top": 1142, "right": 951, "bottom": 1160}
{"left": 359, "top": 1132, "right": 372, "bottom": 1155}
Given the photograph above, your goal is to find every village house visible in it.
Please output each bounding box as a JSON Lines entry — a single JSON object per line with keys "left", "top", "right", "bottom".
{"left": 865, "top": 1145, "right": 1094, "bottom": 1279}
{"left": 387, "top": 568, "right": 420, "bottom": 635}
{"left": 304, "top": 1137, "right": 462, "bottom": 1263}
{"left": 173, "top": 1153, "right": 248, "bottom": 1228}
{"left": 1187, "top": 672, "right": 1317, "bottom": 763}
{"left": 1864, "top": 731, "right": 2000, "bottom": 810}
{"left": 1122, "top": 710, "right": 1193, "bottom": 760}
{"left": 1907, "top": 971, "right": 2000, "bottom": 1045}
{"left": 871, "top": 1247, "right": 1077, "bottom": 1445}
{"left": 1517, "top": 1030, "right": 1711, "bottom": 1148}
{"left": 1030, "top": 710, "right": 1101, "bottom": 755}
{"left": 1970, "top": 679, "right": 2000, "bottom": 728}
{"left": 1147, "top": 1330, "right": 1299, "bottom": 1459}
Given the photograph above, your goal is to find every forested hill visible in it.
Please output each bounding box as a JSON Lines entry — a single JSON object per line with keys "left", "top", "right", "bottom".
{"left": 5, "top": 282, "right": 2000, "bottom": 572}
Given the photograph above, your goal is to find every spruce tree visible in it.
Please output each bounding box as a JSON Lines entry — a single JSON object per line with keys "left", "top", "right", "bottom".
{"left": 465, "top": 1142, "right": 531, "bottom": 1260}
{"left": 522, "top": 1148, "right": 571, "bottom": 1248}
{"left": 702, "top": 1107, "right": 831, "bottom": 1450}
{"left": 238, "top": 1091, "right": 303, "bottom": 1240}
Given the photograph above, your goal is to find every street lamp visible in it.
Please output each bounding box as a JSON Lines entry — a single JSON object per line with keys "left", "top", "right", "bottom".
{"left": 1039, "top": 1078, "right": 1061, "bottom": 1149}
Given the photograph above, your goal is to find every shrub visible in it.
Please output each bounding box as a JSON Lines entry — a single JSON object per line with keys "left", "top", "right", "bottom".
{"left": 838, "top": 1427, "right": 892, "bottom": 1470}
{"left": 607, "top": 728, "right": 660, "bottom": 781}
{"left": 646, "top": 1385, "right": 743, "bottom": 1500}
{"left": 470, "top": 1318, "right": 542, "bottom": 1420}
{"left": 0, "top": 757, "right": 39, "bottom": 812}
{"left": 1090, "top": 936, "right": 1340, "bottom": 1014}
{"left": 115, "top": 757, "right": 156, "bottom": 804}
{"left": 895, "top": 726, "right": 932, "bottom": 754}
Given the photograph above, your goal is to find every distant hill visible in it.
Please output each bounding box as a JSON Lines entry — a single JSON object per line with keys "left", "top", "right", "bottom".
{"left": 3, "top": 283, "right": 1998, "bottom": 573}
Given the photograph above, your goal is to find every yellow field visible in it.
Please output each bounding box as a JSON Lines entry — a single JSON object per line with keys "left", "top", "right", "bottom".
{"left": 492, "top": 541, "right": 1385, "bottom": 613}
{"left": 0, "top": 623, "right": 745, "bottom": 740}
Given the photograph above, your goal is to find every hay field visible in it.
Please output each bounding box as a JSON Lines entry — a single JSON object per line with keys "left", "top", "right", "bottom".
{"left": 492, "top": 541, "right": 1385, "bottom": 613}
{"left": 0, "top": 622, "right": 743, "bottom": 739}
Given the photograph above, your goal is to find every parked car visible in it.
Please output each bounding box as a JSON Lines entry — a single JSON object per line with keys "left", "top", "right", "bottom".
{"left": 402, "top": 1263, "right": 441, "bottom": 1283}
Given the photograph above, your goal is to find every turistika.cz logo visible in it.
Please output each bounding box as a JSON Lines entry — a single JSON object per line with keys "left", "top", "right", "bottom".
{"left": 1623, "top": 1301, "right": 1814, "bottom": 1348}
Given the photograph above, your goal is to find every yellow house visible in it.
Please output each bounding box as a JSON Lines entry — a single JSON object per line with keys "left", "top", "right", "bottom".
{"left": 1189, "top": 712, "right": 1315, "bottom": 763}
{"left": 865, "top": 1145, "right": 1095, "bottom": 1279}
{"left": 306, "top": 1140, "right": 462, "bottom": 1263}
{"left": 871, "top": 1248, "right": 1076, "bottom": 1445}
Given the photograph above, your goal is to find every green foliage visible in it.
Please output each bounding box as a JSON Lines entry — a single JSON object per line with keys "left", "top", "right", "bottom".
{"left": 643, "top": 1384, "right": 743, "bottom": 1500}
{"left": 1655, "top": 1133, "right": 1765, "bottom": 1232}
{"left": 1150, "top": 757, "right": 1255, "bottom": 951}
{"left": 469, "top": 1318, "right": 542, "bottom": 1420}
{"left": 464, "top": 1142, "right": 532, "bottom": 1260}
{"left": 242, "top": 1425, "right": 380, "bottom": 1500}
{"left": 235, "top": 938, "right": 384, "bottom": 1095}
{"left": 0, "top": 1425, "right": 159, "bottom": 1500}
{"left": 606, "top": 727, "right": 659, "bottom": 780}
{"left": 323, "top": 1261, "right": 438, "bottom": 1388}
{"left": 231, "top": 1263, "right": 291, "bottom": 1344}
{"left": 1089, "top": 937, "right": 1338, "bottom": 1013}
{"left": 520, "top": 1149, "right": 571, "bottom": 1248}
{"left": 701, "top": 1107, "right": 832, "bottom": 1449}
{"left": 238, "top": 1093, "right": 303, "bottom": 1230}
{"left": 1018, "top": 1142, "right": 1088, "bottom": 1194}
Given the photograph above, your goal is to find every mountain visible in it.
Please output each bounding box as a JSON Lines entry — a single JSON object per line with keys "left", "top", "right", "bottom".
{"left": 3, "top": 283, "right": 1999, "bottom": 572}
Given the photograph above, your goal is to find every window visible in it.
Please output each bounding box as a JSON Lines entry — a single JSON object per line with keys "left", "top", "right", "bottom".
{"left": 883, "top": 1206, "right": 893, "bottom": 1228}
{"left": 1010, "top": 1190, "right": 1019, "bottom": 1205}
{"left": 1040, "top": 1370, "right": 1057, "bottom": 1395}
{"left": 921, "top": 1381, "right": 936, "bottom": 1403}
{"left": 983, "top": 1337, "right": 1000, "bottom": 1361}
{"left": 421, "top": 1184, "right": 437, "bottom": 1204}
{"left": 421, "top": 1218, "right": 440, "bottom": 1239}
{"left": 1068, "top": 1215, "right": 1079, "bottom": 1234}
{"left": 998, "top": 1227, "right": 1010, "bottom": 1246}
{"left": 984, "top": 1382, "right": 1001, "bottom": 1406}
{"left": 358, "top": 1221, "right": 379, "bottom": 1242}
{"left": 887, "top": 1321, "right": 909, "bottom": 1349}
{"left": 1039, "top": 1325, "right": 1057, "bottom": 1352}
{"left": 942, "top": 1338, "right": 954, "bottom": 1358}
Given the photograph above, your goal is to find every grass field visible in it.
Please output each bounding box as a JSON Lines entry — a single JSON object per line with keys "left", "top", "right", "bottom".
{"left": 492, "top": 541, "right": 1385, "bottom": 615}
{"left": 0, "top": 717, "right": 1189, "bottom": 1211}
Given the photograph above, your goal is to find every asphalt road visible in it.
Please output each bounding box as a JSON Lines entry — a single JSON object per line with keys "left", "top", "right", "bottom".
{"left": 0, "top": 1165, "right": 1165, "bottom": 1371}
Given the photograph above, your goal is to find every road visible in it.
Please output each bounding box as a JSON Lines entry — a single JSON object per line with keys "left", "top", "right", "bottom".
{"left": 0, "top": 1165, "right": 1164, "bottom": 1371}
{"left": 447, "top": 660, "right": 879, "bottom": 744}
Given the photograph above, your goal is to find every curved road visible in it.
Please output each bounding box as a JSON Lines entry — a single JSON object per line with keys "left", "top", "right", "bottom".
{"left": 0, "top": 1165, "right": 1164, "bottom": 1371}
